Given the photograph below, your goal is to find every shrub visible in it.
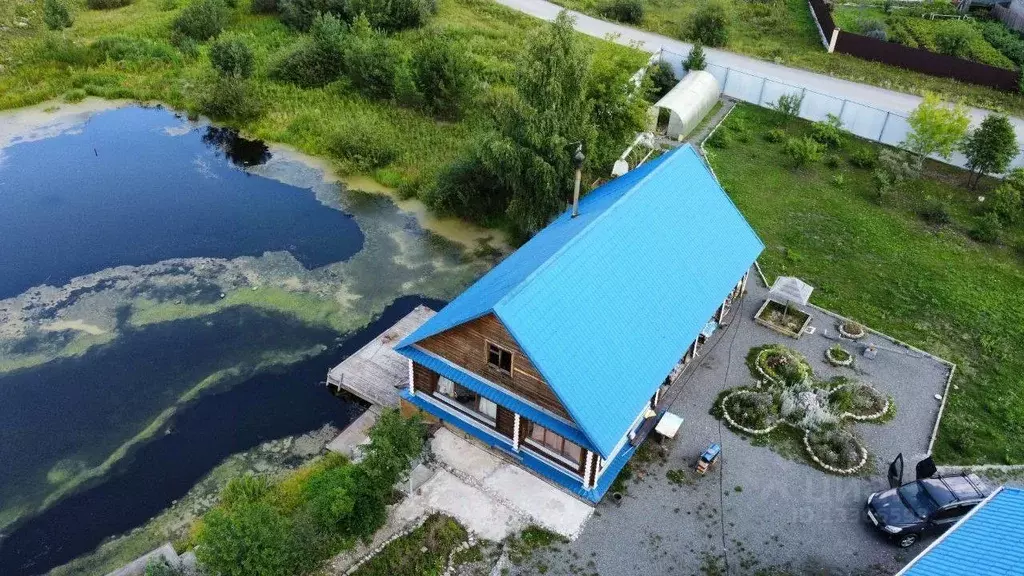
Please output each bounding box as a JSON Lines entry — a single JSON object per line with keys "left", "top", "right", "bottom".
{"left": 65, "top": 88, "right": 87, "bottom": 102}
{"left": 144, "top": 559, "right": 187, "bottom": 576}
{"left": 648, "top": 60, "right": 676, "bottom": 99}
{"left": 706, "top": 128, "right": 729, "bottom": 149}
{"left": 92, "top": 36, "right": 181, "bottom": 65}
{"left": 270, "top": 13, "right": 346, "bottom": 87}
{"left": 970, "top": 211, "right": 1003, "bottom": 244}
{"left": 221, "top": 475, "right": 273, "bottom": 508}
{"left": 210, "top": 36, "right": 254, "bottom": 78}
{"left": 727, "top": 391, "right": 775, "bottom": 429}
{"left": 784, "top": 136, "right": 822, "bottom": 168}
{"left": 44, "top": 0, "right": 73, "bottom": 30}
{"left": 811, "top": 113, "right": 844, "bottom": 149}
{"left": 918, "top": 196, "right": 950, "bottom": 225}
{"left": 343, "top": 15, "right": 404, "bottom": 100}
{"left": 991, "top": 183, "right": 1022, "bottom": 224}
{"left": 689, "top": 0, "right": 729, "bottom": 47}
{"left": 935, "top": 22, "right": 972, "bottom": 59}
{"left": 172, "top": 0, "right": 228, "bottom": 41}
{"left": 277, "top": 0, "right": 339, "bottom": 31}
{"left": 858, "top": 17, "right": 886, "bottom": 41}
{"left": 830, "top": 172, "right": 846, "bottom": 188}
{"left": 849, "top": 147, "right": 877, "bottom": 169}
{"left": 195, "top": 500, "right": 301, "bottom": 576}
{"left": 684, "top": 42, "right": 706, "bottom": 71}
{"left": 330, "top": 127, "right": 399, "bottom": 171}
{"left": 600, "top": 0, "right": 644, "bottom": 24}
{"left": 807, "top": 427, "right": 862, "bottom": 469}
{"left": 86, "top": 0, "right": 132, "bottom": 9}
{"left": 250, "top": 0, "right": 277, "bottom": 12}
{"left": 408, "top": 30, "right": 477, "bottom": 119}
{"left": 200, "top": 76, "right": 262, "bottom": 120}
{"left": 763, "top": 128, "right": 785, "bottom": 143}
{"left": 347, "top": 0, "right": 435, "bottom": 32}
{"left": 771, "top": 92, "right": 803, "bottom": 121}
{"left": 425, "top": 143, "right": 511, "bottom": 223}
{"left": 824, "top": 154, "right": 840, "bottom": 169}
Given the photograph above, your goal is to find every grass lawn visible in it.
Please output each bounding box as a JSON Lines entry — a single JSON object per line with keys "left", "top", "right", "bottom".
{"left": 548, "top": 0, "right": 1024, "bottom": 115}
{"left": 0, "top": 0, "right": 644, "bottom": 194}
{"left": 708, "top": 103, "right": 1024, "bottom": 465}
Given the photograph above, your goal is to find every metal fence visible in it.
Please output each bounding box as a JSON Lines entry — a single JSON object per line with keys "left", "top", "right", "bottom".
{"left": 657, "top": 48, "right": 914, "bottom": 149}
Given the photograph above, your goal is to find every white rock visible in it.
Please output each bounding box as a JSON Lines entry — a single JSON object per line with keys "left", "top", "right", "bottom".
{"left": 934, "top": 394, "right": 942, "bottom": 401}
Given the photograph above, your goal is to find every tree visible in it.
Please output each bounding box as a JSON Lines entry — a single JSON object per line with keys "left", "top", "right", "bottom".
{"left": 44, "top": 0, "right": 73, "bottom": 30}
{"left": 961, "top": 113, "right": 1019, "bottom": 189}
{"left": 684, "top": 43, "right": 706, "bottom": 71}
{"left": 195, "top": 501, "right": 299, "bottom": 576}
{"left": 408, "top": 30, "right": 477, "bottom": 119}
{"left": 689, "top": 0, "right": 729, "bottom": 47}
{"left": 360, "top": 408, "right": 425, "bottom": 488}
{"left": 210, "top": 36, "right": 255, "bottom": 78}
{"left": 172, "top": 0, "right": 228, "bottom": 41}
{"left": 600, "top": 0, "right": 644, "bottom": 24}
{"left": 647, "top": 60, "right": 676, "bottom": 99}
{"left": 903, "top": 92, "right": 969, "bottom": 161}
{"left": 270, "top": 13, "right": 347, "bottom": 87}
{"left": 343, "top": 14, "right": 403, "bottom": 100}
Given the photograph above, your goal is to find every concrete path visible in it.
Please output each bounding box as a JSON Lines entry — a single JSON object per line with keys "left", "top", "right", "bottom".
{"left": 495, "top": 0, "right": 1024, "bottom": 130}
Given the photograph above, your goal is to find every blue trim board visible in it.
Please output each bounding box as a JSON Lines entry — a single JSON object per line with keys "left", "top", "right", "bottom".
{"left": 402, "top": 346, "right": 595, "bottom": 451}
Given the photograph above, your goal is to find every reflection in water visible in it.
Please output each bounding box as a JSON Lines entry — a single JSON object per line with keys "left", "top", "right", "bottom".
{"left": 201, "top": 126, "right": 272, "bottom": 168}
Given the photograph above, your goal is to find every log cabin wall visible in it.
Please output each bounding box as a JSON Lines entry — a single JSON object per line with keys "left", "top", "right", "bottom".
{"left": 495, "top": 406, "right": 516, "bottom": 439}
{"left": 412, "top": 362, "right": 438, "bottom": 394}
{"left": 417, "top": 314, "right": 573, "bottom": 421}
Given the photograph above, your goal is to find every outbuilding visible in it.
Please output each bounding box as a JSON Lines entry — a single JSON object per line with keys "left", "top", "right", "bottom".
{"left": 650, "top": 70, "right": 722, "bottom": 141}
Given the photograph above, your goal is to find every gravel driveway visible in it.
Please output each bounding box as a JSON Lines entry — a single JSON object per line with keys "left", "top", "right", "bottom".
{"left": 508, "top": 269, "right": 952, "bottom": 576}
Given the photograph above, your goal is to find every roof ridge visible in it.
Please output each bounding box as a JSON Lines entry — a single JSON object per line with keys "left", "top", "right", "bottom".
{"left": 495, "top": 145, "right": 685, "bottom": 312}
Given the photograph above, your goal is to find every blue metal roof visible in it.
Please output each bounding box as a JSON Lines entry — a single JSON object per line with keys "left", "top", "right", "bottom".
{"left": 901, "top": 487, "right": 1024, "bottom": 576}
{"left": 398, "top": 145, "right": 763, "bottom": 458}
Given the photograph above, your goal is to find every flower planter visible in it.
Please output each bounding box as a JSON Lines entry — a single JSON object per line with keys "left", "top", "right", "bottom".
{"left": 826, "top": 347, "right": 853, "bottom": 367}
{"left": 754, "top": 299, "right": 812, "bottom": 339}
{"left": 838, "top": 321, "right": 865, "bottom": 340}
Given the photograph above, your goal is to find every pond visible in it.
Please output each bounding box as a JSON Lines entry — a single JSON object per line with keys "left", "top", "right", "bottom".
{"left": 0, "top": 103, "right": 494, "bottom": 575}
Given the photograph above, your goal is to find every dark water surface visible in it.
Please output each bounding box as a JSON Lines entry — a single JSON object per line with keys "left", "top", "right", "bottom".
{"left": 0, "top": 106, "right": 362, "bottom": 299}
{"left": 0, "top": 295, "right": 446, "bottom": 576}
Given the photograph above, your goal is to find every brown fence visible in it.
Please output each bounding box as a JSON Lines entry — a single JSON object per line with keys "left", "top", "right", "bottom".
{"left": 807, "top": 0, "right": 1021, "bottom": 92}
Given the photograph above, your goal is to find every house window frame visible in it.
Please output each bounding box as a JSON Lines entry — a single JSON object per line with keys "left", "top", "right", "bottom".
{"left": 432, "top": 377, "right": 498, "bottom": 427}
{"left": 484, "top": 340, "right": 514, "bottom": 375}
{"left": 524, "top": 422, "right": 584, "bottom": 470}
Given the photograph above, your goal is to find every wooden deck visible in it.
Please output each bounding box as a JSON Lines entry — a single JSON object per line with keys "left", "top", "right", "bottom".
{"left": 326, "top": 305, "right": 435, "bottom": 410}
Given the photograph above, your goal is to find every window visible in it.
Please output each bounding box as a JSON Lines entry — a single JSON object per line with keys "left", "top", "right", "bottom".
{"left": 433, "top": 377, "right": 497, "bottom": 424}
{"left": 478, "top": 397, "right": 498, "bottom": 419}
{"left": 486, "top": 343, "right": 513, "bottom": 374}
{"left": 437, "top": 376, "right": 455, "bottom": 397}
{"left": 527, "top": 423, "right": 583, "bottom": 465}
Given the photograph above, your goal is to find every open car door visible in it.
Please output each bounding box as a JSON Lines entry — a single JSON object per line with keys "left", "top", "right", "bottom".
{"left": 888, "top": 453, "right": 904, "bottom": 489}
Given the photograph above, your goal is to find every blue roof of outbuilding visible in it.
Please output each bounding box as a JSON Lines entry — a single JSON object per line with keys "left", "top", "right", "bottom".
{"left": 900, "top": 487, "right": 1024, "bottom": 576}
{"left": 397, "top": 145, "right": 763, "bottom": 458}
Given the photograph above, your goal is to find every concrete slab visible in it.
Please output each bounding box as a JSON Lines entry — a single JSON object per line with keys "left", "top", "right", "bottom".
{"left": 481, "top": 465, "right": 594, "bottom": 540}
{"left": 431, "top": 427, "right": 503, "bottom": 479}
{"left": 326, "top": 410, "right": 377, "bottom": 460}
{"left": 398, "top": 469, "right": 527, "bottom": 542}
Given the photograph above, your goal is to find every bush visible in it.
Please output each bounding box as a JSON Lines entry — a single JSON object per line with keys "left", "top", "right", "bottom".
{"left": 824, "top": 153, "right": 840, "bottom": 169}
{"left": 86, "top": 0, "right": 132, "bottom": 9}
{"left": 250, "top": 0, "right": 277, "bottom": 12}
{"left": 689, "top": 0, "right": 729, "bottom": 47}
{"left": 270, "top": 13, "right": 346, "bottom": 87}
{"left": 330, "top": 127, "right": 399, "bottom": 171}
{"left": 200, "top": 76, "right": 262, "bottom": 120}
{"left": 172, "top": 0, "right": 228, "bottom": 41}
{"left": 764, "top": 128, "right": 785, "bottom": 143}
{"left": 44, "top": 0, "right": 73, "bottom": 30}
{"left": 771, "top": 92, "right": 803, "bottom": 121}
{"left": 195, "top": 500, "right": 302, "bottom": 576}
{"left": 810, "top": 113, "right": 843, "bottom": 149}
{"left": 849, "top": 147, "right": 877, "bottom": 169}
{"left": 970, "top": 211, "right": 1003, "bottom": 244}
{"left": 991, "top": 183, "right": 1023, "bottom": 224}
{"left": 684, "top": 42, "right": 706, "bottom": 71}
{"left": 935, "top": 22, "right": 972, "bottom": 59}
{"left": 408, "top": 30, "right": 477, "bottom": 119}
{"left": 344, "top": 15, "right": 404, "bottom": 100}
{"left": 347, "top": 0, "right": 435, "bottom": 32}
{"left": 210, "top": 36, "right": 254, "bottom": 78}
{"left": 918, "top": 196, "right": 950, "bottom": 225}
{"left": 600, "top": 0, "right": 644, "bottom": 24}
{"left": 830, "top": 172, "right": 846, "bottom": 188}
{"left": 858, "top": 17, "right": 886, "bottom": 41}
{"left": 784, "top": 136, "right": 822, "bottom": 168}
{"left": 648, "top": 60, "right": 676, "bottom": 99}
{"left": 425, "top": 143, "right": 511, "bottom": 223}
{"left": 706, "top": 128, "right": 729, "bottom": 149}
{"left": 277, "top": 0, "right": 337, "bottom": 31}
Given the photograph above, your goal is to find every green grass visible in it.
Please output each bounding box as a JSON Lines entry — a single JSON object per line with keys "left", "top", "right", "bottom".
{"left": 549, "top": 0, "right": 1024, "bottom": 114}
{"left": 352, "top": 514, "right": 468, "bottom": 576}
{"left": 0, "top": 0, "right": 644, "bottom": 192}
{"left": 709, "top": 103, "right": 1024, "bottom": 465}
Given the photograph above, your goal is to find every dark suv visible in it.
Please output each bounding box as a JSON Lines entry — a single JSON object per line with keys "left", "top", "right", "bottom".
{"left": 864, "top": 473, "right": 992, "bottom": 548}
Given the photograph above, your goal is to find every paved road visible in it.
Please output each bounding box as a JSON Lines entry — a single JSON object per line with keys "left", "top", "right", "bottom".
{"left": 496, "top": 0, "right": 1024, "bottom": 129}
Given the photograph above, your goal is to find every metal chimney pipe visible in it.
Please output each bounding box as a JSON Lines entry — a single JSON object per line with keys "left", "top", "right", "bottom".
{"left": 571, "top": 144, "right": 585, "bottom": 218}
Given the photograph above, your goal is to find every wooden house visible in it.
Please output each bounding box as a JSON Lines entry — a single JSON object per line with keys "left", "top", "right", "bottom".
{"left": 396, "top": 145, "right": 763, "bottom": 502}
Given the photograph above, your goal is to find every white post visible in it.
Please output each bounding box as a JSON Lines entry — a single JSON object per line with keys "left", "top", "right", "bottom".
{"left": 512, "top": 414, "right": 521, "bottom": 451}
{"left": 828, "top": 27, "right": 840, "bottom": 53}
{"left": 717, "top": 302, "right": 726, "bottom": 323}
{"left": 407, "top": 360, "right": 414, "bottom": 394}
{"left": 741, "top": 270, "right": 749, "bottom": 294}
{"left": 583, "top": 452, "right": 595, "bottom": 489}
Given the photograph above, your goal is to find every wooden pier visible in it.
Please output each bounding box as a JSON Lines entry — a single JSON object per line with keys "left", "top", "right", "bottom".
{"left": 326, "top": 305, "right": 435, "bottom": 411}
